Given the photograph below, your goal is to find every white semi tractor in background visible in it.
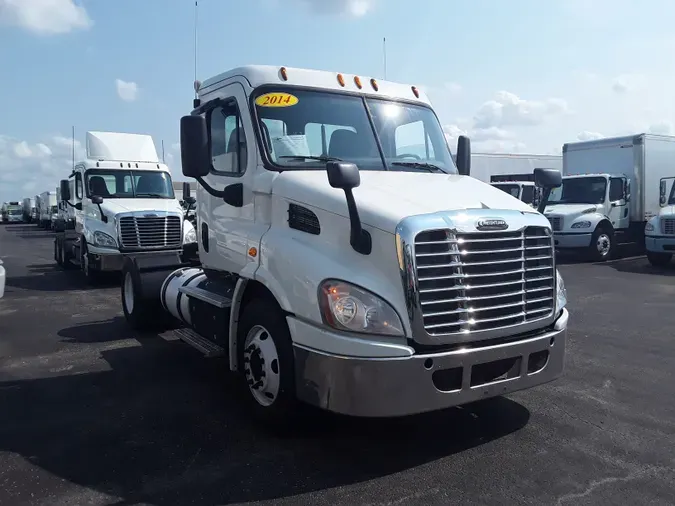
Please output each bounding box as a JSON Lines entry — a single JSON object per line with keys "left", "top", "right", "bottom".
{"left": 466, "top": 152, "right": 563, "bottom": 206}
{"left": 118, "top": 65, "right": 569, "bottom": 427}
{"left": 56, "top": 131, "right": 197, "bottom": 284}
{"left": 545, "top": 134, "right": 674, "bottom": 262}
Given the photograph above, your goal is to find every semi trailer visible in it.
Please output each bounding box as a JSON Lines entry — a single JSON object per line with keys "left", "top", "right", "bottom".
{"left": 120, "top": 65, "right": 569, "bottom": 426}
{"left": 22, "top": 197, "right": 35, "bottom": 223}
{"left": 38, "top": 191, "right": 57, "bottom": 229}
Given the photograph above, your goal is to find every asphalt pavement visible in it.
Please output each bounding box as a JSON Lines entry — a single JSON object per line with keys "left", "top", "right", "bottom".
{"left": 0, "top": 222, "right": 674, "bottom": 506}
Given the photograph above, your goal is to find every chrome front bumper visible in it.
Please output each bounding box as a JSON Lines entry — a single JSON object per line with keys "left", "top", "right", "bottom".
{"left": 294, "top": 309, "right": 568, "bottom": 417}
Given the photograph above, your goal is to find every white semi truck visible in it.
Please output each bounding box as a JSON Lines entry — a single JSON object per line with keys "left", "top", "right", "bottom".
{"left": 546, "top": 134, "right": 673, "bottom": 261}
{"left": 120, "top": 65, "right": 569, "bottom": 426}
{"left": 56, "top": 131, "right": 197, "bottom": 284}
{"left": 38, "top": 191, "right": 57, "bottom": 229}
{"left": 2, "top": 201, "right": 23, "bottom": 223}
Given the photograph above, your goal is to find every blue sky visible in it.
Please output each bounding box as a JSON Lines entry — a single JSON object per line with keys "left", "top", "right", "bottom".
{"left": 2, "top": 0, "right": 675, "bottom": 202}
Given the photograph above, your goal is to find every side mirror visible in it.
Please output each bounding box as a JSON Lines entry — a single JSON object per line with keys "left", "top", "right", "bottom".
{"left": 180, "top": 115, "right": 210, "bottom": 178}
{"left": 456, "top": 136, "right": 471, "bottom": 176}
{"left": 182, "top": 181, "right": 191, "bottom": 200}
{"left": 75, "top": 202, "right": 83, "bottom": 211}
{"left": 327, "top": 161, "right": 360, "bottom": 190}
{"left": 624, "top": 180, "right": 631, "bottom": 202}
{"left": 91, "top": 195, "right": 103, "bottom": 205}
{"left": 534, "top": 168, "right": 562, "bottom": 189}
{"left": 60, "top": 180, "right": 71, "bottom": 201}
{"left": 184, "top": 196, "right": 196, "bottom": 206}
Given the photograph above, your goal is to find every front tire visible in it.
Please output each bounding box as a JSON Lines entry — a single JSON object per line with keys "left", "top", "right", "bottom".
{"left": 237, "top": 298, "right": 299, "bottom": 429}
{"left": 646, "top": 251, "right": 672, "bottom": 267}
{"left": 589, "top": 225, "right": 615, "bottom": 262}
{"left": 80, "top": 242, "right": 102, "bottom": 285}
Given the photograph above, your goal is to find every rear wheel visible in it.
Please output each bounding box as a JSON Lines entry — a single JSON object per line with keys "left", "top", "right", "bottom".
{"left": 646, "top": 251, "right": 672, "bottom": 267}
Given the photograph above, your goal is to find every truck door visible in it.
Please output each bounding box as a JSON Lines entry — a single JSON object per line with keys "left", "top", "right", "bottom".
{"left": 199, "top": 82, "right": 263, "bottom": 275}
{"left": 608, "top": 176, "right": 629, "bottom": 230}
{"left": 73, "top": 171, "right": 84, "bottom": 235}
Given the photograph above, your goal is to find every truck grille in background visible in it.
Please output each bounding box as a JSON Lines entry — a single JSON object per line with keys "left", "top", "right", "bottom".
{"left": 119, "top": 216, "right": 182, "bottom": 250}
{"left": 547, "top": 216, "right": 562, "bottom": 231}
{"left": 661, "top": 219, "right": 675, "bottom": 235}
{"left": 414, "top": 226, "right": 555, "bottom": 336}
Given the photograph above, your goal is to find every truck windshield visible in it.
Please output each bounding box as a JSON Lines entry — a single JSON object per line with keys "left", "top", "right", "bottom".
{"left": 493, "top": 184, "right": 521, "bottom": 199}
{"left": 8, "top": 209, "right": 22, "bottom": 215}
{"left": 252, "top": 88, "right": 457, "bottom": 174}
{"left": 50, "top": 206, "right": 58, "bottom": 213}
{"left": 548, "top": 176, "right": 606, "bottom": 204}
{"left": 85, "top": 169, "right": 175, "bottom": 199}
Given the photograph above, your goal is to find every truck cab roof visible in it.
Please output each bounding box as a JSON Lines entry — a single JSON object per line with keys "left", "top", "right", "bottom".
{"left": 198, "top": 64, "right": 431, "bottom": 105}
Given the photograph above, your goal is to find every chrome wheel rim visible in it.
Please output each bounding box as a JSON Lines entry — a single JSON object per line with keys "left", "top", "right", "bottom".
{"left": 124, "top": 272, "right": 134, "bottom": 314}
{"left": 243, "top": 325, "right": 280, "bottom": 407}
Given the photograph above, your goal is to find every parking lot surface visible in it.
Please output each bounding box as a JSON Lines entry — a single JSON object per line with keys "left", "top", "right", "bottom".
{"left": 0, "top": 223, "right": 674, "bottom": 506}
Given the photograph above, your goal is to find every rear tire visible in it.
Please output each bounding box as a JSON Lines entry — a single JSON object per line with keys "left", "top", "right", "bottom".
{"left": 237, "top": 297, "right": 299, "bottom": 430}
{"left": 121, "top": 261, "right": 163, "bottom": 332}
{"left": 646, "top": 251, "right": 672, "bottom": 267}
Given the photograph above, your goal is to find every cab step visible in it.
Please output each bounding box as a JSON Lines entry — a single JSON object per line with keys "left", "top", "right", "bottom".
{"left": 173, "top": 327, "right": 225, "bottom": 358}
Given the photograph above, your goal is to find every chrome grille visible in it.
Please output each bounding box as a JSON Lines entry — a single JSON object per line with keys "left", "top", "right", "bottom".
{"left": 414, "top": 226, "right": 555, "bottom": 336}
{"left": 547, "top": 215, "right": 563, "bottom": 231}
{"left": 661, "top": 219, "right": 675, "bottom": 235}
{"left": 118, "top": 215, "right": 182, "bottom": 250}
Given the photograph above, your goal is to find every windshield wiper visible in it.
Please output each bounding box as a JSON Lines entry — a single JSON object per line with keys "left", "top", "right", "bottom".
{"left": 278, "top": 155, "right": 343, "bottom": 162}
{"left": 135, "top": 193, "right": 166, "bottom": 198}
{"left": 391, "top": 161, "right": 446, "bottom": 173}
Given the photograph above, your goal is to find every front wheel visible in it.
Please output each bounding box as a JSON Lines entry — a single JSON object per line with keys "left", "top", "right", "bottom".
{"left": 589, "top": 226, "right": 615, "bottom": 262}
{"left": 646, "top": 251, "right": 672, "bottom": 267}
{"left": 237, "top": 298, "right": 299, "bottom": 429}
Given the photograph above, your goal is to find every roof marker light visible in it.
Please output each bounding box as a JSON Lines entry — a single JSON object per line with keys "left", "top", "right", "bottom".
{"left": 337, "top": 73, "right": 345, "bottom": 87}
{"left": 354, "top": 76, "right": 362, "bottom": 89}
{"left": 370, "top": 78, "right": 379, "bottom": 91}
{"left": 411, "top": 86, "right": 420, "bottom": 98}
{"left": 280, "top": 67, "right": 288, "bottom": 81}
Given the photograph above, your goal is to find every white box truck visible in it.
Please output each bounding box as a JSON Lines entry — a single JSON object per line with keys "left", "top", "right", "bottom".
{"left": 38, "top": 191, "right": 57, "bottom": 229}
{"left": 2, "top": 201, "right": 23, "bottom": 223}
{"left": 546, "top": 134, "right": 674, "bottom": 261}
{"left": 119, "top": 65, "right": 570, "bottom": 427}
{"left": 55, "top": 131, "right": 197, "bottom": 284}
{"left": 467, "top": 153, "right": 562, "bottom": 206}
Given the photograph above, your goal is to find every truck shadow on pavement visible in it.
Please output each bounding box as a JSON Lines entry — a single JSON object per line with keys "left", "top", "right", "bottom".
{"left": 6, "top": 263, "right": 121, "bottom": 292}
{"left": 57, "top": 316, "right": 138, "bottom": 344}
{"left": 602, "top": 257, "right": 675, "bottom": 277}
{"left": 5, "top": 224, "right": 56, "bottom": 239}
{"left": 0, "top": 323, "right": 530, "bottom": 505}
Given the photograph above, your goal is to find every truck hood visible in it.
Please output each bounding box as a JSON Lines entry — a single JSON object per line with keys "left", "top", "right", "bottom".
{"left": 543, "top": 203, "right": 599, "bottom": 216}
{"left": 99, "top": 198, "right": 182, "bottom": 217}
{"left": 272, "top": 171, "right": 537, "bottom": 232}
{"left": 658, "top": 206, "right": 675, "bottom": 217}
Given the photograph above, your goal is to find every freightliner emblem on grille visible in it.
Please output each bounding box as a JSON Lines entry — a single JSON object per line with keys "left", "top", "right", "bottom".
{"left": 476, "top": 218, "right": 508, "bottom": 231}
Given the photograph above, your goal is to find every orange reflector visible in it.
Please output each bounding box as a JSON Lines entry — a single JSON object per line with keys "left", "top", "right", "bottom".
{"left": 354, "top": 76, "right": 362, "bottom": 89}
{"left": 370, "top": 78, "right": 379, "bottom": 91}
{"left": 337, "top": 73, "right": 345, "bottom": 87}
{"left": 280, "top": 67, "right": 288, "bottom": 81}
{"left": 412, "top": 86, "right": 420, "bottom": 98}
{"left": 248, "top": 247, "right": 258, "bottom": 257}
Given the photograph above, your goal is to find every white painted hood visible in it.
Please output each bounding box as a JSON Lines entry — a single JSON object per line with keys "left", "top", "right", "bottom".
{"left": 273, "top": 171, "right": 537, "bottom": 232}
{"left": 659, "top": 206, "right": 675, "bottom": 217}
{"left": 99, "top": 198, "right": 182, "bottom": 217}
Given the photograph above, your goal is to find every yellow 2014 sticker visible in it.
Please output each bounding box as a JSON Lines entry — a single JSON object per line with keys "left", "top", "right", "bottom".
{"left": 255, "top": 92, "right": 298, "bottom": 108}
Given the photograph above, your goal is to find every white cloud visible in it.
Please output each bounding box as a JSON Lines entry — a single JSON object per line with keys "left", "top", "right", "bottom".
{"left": 0, "top": 134, "right": 85, "bottom": 203}
{"left": 443, "top": 124, "right": 527, "bottom": 154}
{"left": 577, "top": 131, "right": 605, "bottom": 141}
{"left": 611, "top": 74, "right": 646, "bottom": 94}
{"left": 296, "top": 0, "right": 376, "bottom": 17}
{"left": 115, "top": 79, "right": 139, "bottom": 102}
{"left": 0, "top": 0, "right": 92, "bottom": 35}
{"left": 474, "top": 91, "right": 570, "bottom": 129}
{"left": 648, "top": 121, "right": 673, "bottom": 135}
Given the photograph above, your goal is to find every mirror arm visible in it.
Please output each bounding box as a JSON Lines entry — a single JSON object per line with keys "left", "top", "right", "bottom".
{"left": 195, "top": 176, "right": 226, "bottom": 199}
{"left": 537, "top": 187, "right": 553, "bottom": 214}
{"left": 343, "top": 188, "right": 371, "bottom": 255}
{"left": 96, "top": 204, "right": 108, "bottom": 223}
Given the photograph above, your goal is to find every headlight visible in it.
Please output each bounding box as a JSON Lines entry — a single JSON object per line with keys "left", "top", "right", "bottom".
{"left": 93, "top": 231, "right": 117, "bottom": 248}
{"left": 645, "top": 222, "right": 655, "bottom": 232}
{"left": 318, "top": 280, "right": 404, "bottom": 336}
{"left": 556, "top": 269, "right": 567, "bottom": 315}
{"left": 184, "top": 227, "right": 197, "bottom": 244}
{"left": 571, "top": 220, "right": 591, "bottom": 229}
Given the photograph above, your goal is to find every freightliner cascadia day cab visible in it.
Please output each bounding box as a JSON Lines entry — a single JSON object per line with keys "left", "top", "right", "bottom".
{"left": 56, "top": 131, "right": 197, "bottom": 284}
{"left": 120, "top": 65, "right": 569, "bottom": 426}
{"left": 546, "top": 134, "right": 674, "bottom": 261}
